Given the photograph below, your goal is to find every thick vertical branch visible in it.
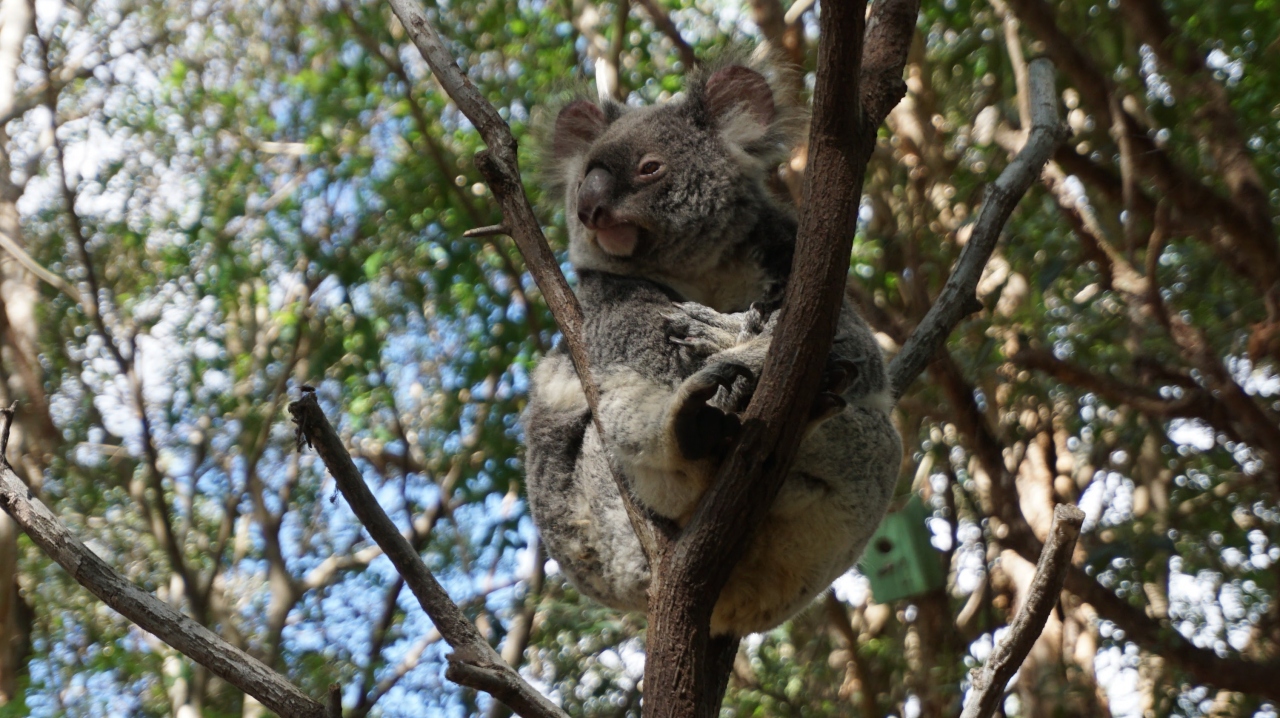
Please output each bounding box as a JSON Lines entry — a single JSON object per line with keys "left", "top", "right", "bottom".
{"left": 641, "top": 0, "right": 925, "bottom": 715}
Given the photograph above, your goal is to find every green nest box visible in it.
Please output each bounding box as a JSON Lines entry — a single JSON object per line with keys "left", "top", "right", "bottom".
{"left": 858, "top": 495, "right": 946, "bottom": 604}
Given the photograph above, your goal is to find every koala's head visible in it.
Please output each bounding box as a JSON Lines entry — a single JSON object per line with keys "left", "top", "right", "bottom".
{"left": 542, "top": 65, "right": 798, "bottom": 283}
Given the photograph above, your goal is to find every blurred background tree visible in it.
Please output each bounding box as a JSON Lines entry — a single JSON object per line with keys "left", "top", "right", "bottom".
{"left": 0, "top": 0, "right": 1277, "bottom": 716}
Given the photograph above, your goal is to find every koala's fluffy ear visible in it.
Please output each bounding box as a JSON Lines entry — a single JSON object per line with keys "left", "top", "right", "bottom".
{"left": 705, "top": 66, "right": 775, "bottom": 130}
{"left": 696, "top": 63, "right": 797, "bottom": 169}
{"left": 553, "top": 100, "right": 608, "bottom": 157}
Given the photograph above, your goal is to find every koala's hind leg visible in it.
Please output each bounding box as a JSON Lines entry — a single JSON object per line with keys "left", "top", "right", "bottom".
{"left": 710, "top": 505, "right": 847, "bottom": 636}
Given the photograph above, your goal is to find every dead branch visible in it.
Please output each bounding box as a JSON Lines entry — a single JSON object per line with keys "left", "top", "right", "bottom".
{"left": 960, "top": 504, "right": 1084, "bottom": 718}
{"left": 888, "top": 57, "right": 1067, "bottom": 398}
{"left": 288, "top": 391, "right": 568, "bottom": 718}
{"left": 0, "top": 402, "right": 14, "bottom": 458}
{"left": 0, "top": 410, "right": 326, "bottom": 718}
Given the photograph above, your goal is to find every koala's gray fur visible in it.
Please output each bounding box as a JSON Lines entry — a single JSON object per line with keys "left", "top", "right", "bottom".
{"left": 523, "top": 62, "right": 901, "bottom": 636}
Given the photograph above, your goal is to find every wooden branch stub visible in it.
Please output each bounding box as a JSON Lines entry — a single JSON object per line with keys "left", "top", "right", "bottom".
{"left": 287, "top": 392, "right": 568, "bottom": 718}
{"left": 0, "top": 400, "right": 16, "bottom": 462}
{"left": 960, "top": 503, "right": 1084, "bottom": 718}
{"left": 327, "top": 683, "right": 342, "bottom": 718}
{"left": 861, "top": 0, "right": 921, "bottom": 124}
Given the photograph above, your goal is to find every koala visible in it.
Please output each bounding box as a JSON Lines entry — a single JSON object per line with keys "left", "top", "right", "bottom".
{"left": 522, "top": 63, "right": 902, "bottom": 636}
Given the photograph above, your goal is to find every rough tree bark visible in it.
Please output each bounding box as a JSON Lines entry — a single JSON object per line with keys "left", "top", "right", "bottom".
{"left": 642, "top": 1, "right": 877, "bottom": 713}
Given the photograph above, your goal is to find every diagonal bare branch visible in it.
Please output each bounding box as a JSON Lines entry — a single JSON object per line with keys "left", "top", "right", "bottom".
{"left": 960, "top": 504, "right": 1084, "bottom": 718}
{"left": 288, "top": 391, "right": 567, "bottom": 718}
{"left": 0, "top": 421, "right": 325, "bottom": 718}
{"left": 888, "top": 57, "right": 1067, "bottom": 398}
{"left": 384, "top": 0, "right": 669, "bottom": 562}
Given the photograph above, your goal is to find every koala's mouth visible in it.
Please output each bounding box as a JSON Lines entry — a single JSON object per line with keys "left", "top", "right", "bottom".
{"left": 592, "top": 222, "right": 640, "bottom": 258}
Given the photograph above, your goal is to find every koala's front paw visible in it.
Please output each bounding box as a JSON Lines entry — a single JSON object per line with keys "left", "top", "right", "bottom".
{"left": 822, "top": 358, "right": 859, "bottom": 396}
{"left": 809, "top": 358, "right": 858, "bottom": 424}
{"left": 673, "top": 361, "right": 754, "bottom": 461}
{"left": 664, "top": 304, "right": 739, "bottom": 358}
{"left": 739, "top": 301, "right": 785, "bottom": 344}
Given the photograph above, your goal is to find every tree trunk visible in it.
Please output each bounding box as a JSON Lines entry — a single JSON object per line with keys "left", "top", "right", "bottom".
{"left": 0, "top": 0, "right": 41, "bottom": 702}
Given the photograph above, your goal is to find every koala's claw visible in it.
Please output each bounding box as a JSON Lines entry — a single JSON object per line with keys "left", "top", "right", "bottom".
{"left": 674, "top": 362, "right": 753, "bottom": 461}
{"left": 736, "top": 301, "right": 777, "bottom": 342}
{"left": 664, "top": 307, "right": 738, "bottom": 357}
{"left": 672, "top": 302, "right": 740, "bottom": 330}
{"left": 809, "top": 391, "right": 848, "bottom": 424}
{"left": 804, "top": 358, "right": 859, "bottom": 427}
{"left": 822, "top": 358, "right": 860, "bottom": 397}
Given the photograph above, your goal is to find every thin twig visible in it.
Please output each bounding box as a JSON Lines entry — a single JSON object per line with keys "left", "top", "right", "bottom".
{"left": 960, "top": 504, "right": 1085, "bottom": 718}
{"left": 0, "top": 462, "right": 326, "bottom": 717}
{"left": 288, "top": 391, "right": 567, "bottom": 718}
{"left": 634, "top": 0, "right": 698, "bottom": 67}
{"left": 464, "top": 224, "right": 510, "bottom": 238}
{"left": 0, "top": 231, "right": 82, "bottom": 302}
{"left": 888, "top": 58, "right": 1067, "bottom": 399}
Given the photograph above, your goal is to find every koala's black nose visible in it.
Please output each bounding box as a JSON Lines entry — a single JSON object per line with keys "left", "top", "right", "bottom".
{"left": 577, "top": 167, "right": 615, "bottom": 229}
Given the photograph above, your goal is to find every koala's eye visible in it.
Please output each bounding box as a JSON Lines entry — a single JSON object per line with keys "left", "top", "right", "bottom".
{"left": 637, "top": 158, "right": 664, "bottom": 178}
